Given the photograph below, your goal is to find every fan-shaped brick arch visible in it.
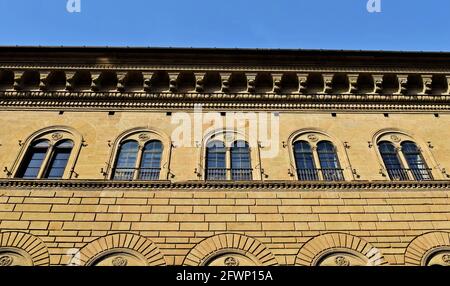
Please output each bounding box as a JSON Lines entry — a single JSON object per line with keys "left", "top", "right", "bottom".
{"left": 404, "top": 232, "right": 450, "bottom": 266}
{"left": 183, "top": 233, "right": 278, "bottom": 266}
{"left": 295, "top": 233, "right": 387, "bottom": 266}
{"left": 0, "top": 232, "right": 50, "bottom": 266}
{"left": 72, "top": 233, "right": 166, "bottom": 266}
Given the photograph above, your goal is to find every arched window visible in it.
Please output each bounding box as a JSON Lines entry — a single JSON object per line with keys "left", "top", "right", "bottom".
{"left": 317, "top": 141, "right": 344, "bottom": 181}
{"left": 401, "top": 141, "right": 432, "bottom": 180}
{"left": 230, "top": 141, "right": 252, "bottom": 181}
{"left": 44, "top": 140, "right": 74, "bottom": 179}
{"left": 16, "top": 139, "right": 74, "bottom": 179}
{"left": 113, "top": 141, "right": 139, "bottom": 180}
{"left": 13, "top": 128, "right": 81, "bottom": 180}
{"left": 139, "top": 140, "right": 163, "bottom": 180}
{"left": 16, "top": 140, "right": 50, "bottom": 179}
{"left": 378, "top": 141, "right": 409, "bottom": 181}
{"left": 110, "top": 130, "right": 169, "bottom": 181}
{"left": 205, "top": 141, "right": 226, "bottom": 180}
{"left": 293, "top": 141, "right": 318, "bottom": 180}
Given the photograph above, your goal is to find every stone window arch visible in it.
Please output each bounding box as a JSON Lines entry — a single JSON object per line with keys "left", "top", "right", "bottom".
{"left": 288, "top": 129, "right": 351, "bottom": 181}
{"left": 373, "top": 130, "right": 438, "bottom": 181}
{"left": 296, "top": 233, "right": 387, "bottom": 266}
{"left": 107, "top": 128, "right": 171, "bottom": 180}
{"left": 11, "top": 126, "right": 83, "bottom": 180}
{"left": 184, "top": 233, "right": 278, "bottom": 266}
{"left": 200, "top": 130, "right": 261, "bottom": 181}
{"left": 70, "top": 233, "right": 166, "bottom": 266}
{"left": 0, "top": 232, "right": 50, "bottom": 266}
{"left": 405, "top": 232, "right": 450, "bottom": 266}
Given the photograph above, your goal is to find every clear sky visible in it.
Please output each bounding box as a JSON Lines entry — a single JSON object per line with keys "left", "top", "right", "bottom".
{"left": 0, "top": 0, "right": 449, "bottom": 51}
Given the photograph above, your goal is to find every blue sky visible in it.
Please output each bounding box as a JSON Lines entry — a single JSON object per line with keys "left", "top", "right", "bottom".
{"left": 0, "top": 0, "right": 449, "bottom": 51}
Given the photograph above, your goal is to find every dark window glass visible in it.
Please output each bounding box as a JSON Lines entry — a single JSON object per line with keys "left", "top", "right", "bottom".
{"left": 206, "top": 140, "right": 226, "bottom": 180}
{"left": 293, "top": 141, "right": 318, "bottom": 180}
{"left": 139, "top": 140, "right": 163, "bottom": 180}
{"left": 16, "top": 140, "right": 50, "bottom": 179}
{"left": 378, "top": 141, "right": 409, "bottom": 181}
{"left": 113, "top": 140, "right": 139, "bottom": 180}
{"left": 401, "top": 141, "right": 432, "bottom": 180}
{"left": 230, "top": 140, "right": 252, "bottom": 181}
{"left": 317, "top": 141, "right": 343, "bottom": 181}
{"left": 44, "top": 140, "right": 73, "bottom": 179}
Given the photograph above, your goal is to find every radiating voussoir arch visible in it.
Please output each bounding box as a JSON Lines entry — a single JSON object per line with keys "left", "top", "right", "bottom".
{"left": 72, "top": 233, "right": 166, "bottom": 266}
{"left": 0, "top": 231, "right": 50, "bottom": 266}
{"left": 295, "top": 233, "right": 387, "bottom": 266}
{"left": 404, "top": 232, "right": 450, "bottom": 266}
{"left": 183, "top": 233, "right": 278, "bottom": 266}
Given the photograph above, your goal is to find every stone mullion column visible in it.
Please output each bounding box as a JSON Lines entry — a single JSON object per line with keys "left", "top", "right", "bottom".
{"left": 311, "top": 146, "right": 323, "bottom": 181}
{"left": 396, "top": 146, "right": 414, "bottom": 180}
{"left": 134, "top": 145, "right": 145, "bottom": 180}
{"left": 37, "top": 144, "right": 54, "bottom": 179}
{"left": 226, "top": 147, "right": 232, "bottom": 180}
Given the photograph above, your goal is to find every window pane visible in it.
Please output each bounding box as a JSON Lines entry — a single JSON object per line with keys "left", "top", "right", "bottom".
{"left": 206, "top": 141, "right": 226, "bottom": 180}
{"left": 16, "top": 140, "right": 49, "bottom": 179}
{"left": 293, "top": 141, "right": 318, "bottom": 180}
{"left": 230, "top": 140, "right": 252, "bottom": 180}
{"left": 44, "top": 140, "right": 73, "bottom": 179}
{"left": 139, "top": 140, "right": 163, "bottom": 180}
{"left": 113, "top": 141, "right": 139, "bottom": 180}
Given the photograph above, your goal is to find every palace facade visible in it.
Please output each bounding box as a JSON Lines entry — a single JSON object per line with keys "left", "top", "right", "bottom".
{"left": 0, "top": 47, "right": 449, "bottom": 266}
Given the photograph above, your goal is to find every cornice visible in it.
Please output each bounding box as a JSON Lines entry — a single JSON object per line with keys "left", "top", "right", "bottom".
{"left": 0, "top": 179, "right": 449, "bottom": 191}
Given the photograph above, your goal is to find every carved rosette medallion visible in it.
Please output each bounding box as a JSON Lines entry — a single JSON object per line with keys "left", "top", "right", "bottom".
{"left": 138, "top": 133, "right": 150, "bottom": 141}
{"left": 334, "top": 256, "right": 350, "bottom": 266}
{"left": 307, "top": 134, "right": 319, "bottom": 142}
{"left": 442, "top": 254, "right": 450, "bottom": 265}
{"left": 112, "top": 256, "right": 128, "bottom": 266}
{"left": 224, "top": 256, "right": 239, "bottom": 266}
{"left": 51, "top": 132, "right": 63, "bottom": 141}
{"left": 224, "top": 134, "right": 234, "bottom": 143}
{"left": 0, "top": 255, "right": 13, "bottom": 266}
{"left": 390, "top": 135, "right": 401, "bottom": 143}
